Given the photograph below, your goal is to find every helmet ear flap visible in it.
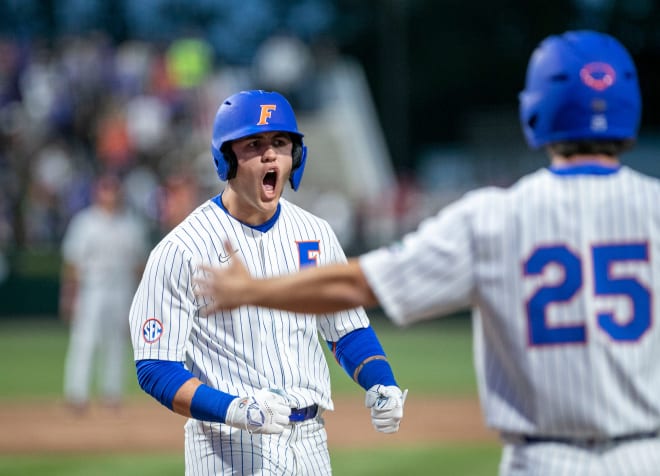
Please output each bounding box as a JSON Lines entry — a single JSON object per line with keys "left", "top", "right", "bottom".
{"left": 291, "top": 138, "right": 303, "bottom": 170}
{"left": 220, "top": 143, "right": 238, "bottom": 180}
{"left": 289, "top": 143, "right": 307, "bottom": 191}
{"left": 211, "top": 143, "right": 238, "bottom": 181}
{"left": 211, "top": 144, "right": 227, "bottom": 181}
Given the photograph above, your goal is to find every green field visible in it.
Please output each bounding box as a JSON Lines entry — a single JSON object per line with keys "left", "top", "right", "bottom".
{"left": 0, "top": 314, "right": 501, "bottom": 475}
{"left": 0, "top": 445, "right": 502, "bottom": 476}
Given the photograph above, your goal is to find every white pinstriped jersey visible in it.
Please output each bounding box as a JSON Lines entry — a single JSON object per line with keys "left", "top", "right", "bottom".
{"left": 361, "top": 165, "right": 660, "bottom": 439}
{"left": 129, "top": 195, "right": 369, "bottom": 412}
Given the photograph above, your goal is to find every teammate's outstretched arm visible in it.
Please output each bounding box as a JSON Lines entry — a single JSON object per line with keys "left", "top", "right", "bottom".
{"left": 195, "top": 241, "right": 379, "bottom": 314}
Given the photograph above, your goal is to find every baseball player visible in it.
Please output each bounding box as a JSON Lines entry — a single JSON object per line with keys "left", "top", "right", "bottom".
{"left": 194, "top": 32, "right": 660, "bottom": 475}
{"left": 128, "top": 90, "right": 406, "bottom": 475}
{"left": 60, "top": 173, "right": 149, "bottom": 413}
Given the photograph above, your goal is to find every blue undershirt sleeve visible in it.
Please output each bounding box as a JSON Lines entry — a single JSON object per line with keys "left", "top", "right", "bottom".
{"left": 327, "top": 326, "right": 398, "bottom": 390}
{"left": 135, "top": 359, "right": 237, "bottom": 422}
{"left": 135, "top": 359, "right": 192, "bottom": 410}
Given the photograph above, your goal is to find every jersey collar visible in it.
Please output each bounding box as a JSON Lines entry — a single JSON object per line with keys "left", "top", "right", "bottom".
{"left": 212, "top": 193, "right": 281, "bottom": 233}
{"left": 548, "top": 162, "right": 621, "bottom": 176}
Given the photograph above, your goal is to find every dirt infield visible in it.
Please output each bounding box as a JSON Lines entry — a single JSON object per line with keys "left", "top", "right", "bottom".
{"left": 0, "top": 395, "right": 497, "bottom": 454}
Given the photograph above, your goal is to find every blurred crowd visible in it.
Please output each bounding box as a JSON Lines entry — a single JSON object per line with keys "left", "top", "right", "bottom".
{"left": 0, "top": 29, "right": 461, "bottom": 278}
{"left": 0, "top": 30, "right": 430, "bottom": 263}
{"left": 0, "top": 32, "right": 232, "bottom": 253}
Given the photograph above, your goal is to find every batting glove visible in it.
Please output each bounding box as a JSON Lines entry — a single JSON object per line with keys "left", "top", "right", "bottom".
{"left": 365, "top": 384, "right": 408, "bottom": 434}
{"left": 225, "top": 388, "right": 291, "bottom": 434}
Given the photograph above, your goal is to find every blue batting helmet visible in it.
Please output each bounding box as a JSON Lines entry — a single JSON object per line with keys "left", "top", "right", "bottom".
{"left": 210, "top": 90, "right": 308, "bottom": 190}
{"left": 519, "top": 30, "right": 641, "bottom": 149}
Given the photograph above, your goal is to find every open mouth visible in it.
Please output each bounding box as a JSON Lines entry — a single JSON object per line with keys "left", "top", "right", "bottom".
{"left": 263, "top": 170, "right": 278, "bottom": 192}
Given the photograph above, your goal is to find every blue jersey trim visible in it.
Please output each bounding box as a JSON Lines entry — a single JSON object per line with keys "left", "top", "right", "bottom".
{"left": 548, "top": 163, "right": 620, "bottom": 176}
{"left": 212, "top": 193, "right": 281, "bottom": 232}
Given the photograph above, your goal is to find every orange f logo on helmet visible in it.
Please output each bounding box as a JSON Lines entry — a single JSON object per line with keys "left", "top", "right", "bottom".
{"left": 257, "top": 104, "right": 277, "bottom": 125}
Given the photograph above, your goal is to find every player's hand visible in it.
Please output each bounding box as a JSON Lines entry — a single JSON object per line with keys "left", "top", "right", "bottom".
{"left": 225, "top": 388, "right": 292, "bottom": 434}
{"left": 195, "top": 241, "right": 251, "bottom": 314}
{"left": 365, "top": 385, "right": 407, "bottom": 434}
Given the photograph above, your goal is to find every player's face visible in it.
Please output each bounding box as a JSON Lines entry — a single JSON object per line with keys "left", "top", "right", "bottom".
{"left": 224, "top": 131, "right": 294, "bottom": 224}
{"left": 95, "top": 176, "right": 122, "bottom": 211}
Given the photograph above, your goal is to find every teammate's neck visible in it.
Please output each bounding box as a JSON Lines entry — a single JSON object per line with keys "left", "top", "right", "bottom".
{"left": 550, "top": 154, "right": 620, "bottom": 168}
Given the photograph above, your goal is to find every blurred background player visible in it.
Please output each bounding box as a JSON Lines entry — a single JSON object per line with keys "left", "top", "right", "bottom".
{"left": 128, "top": 90, "right": 406, "bottom": 475}
{"left": 194, "top": 32, "right": 660, "bottom": 475}
{"left": 60, "top": 172, "right": 149, "bottom": 413}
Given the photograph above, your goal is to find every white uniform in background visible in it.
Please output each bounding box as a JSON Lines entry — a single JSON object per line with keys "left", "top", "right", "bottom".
{"left": 62, "top": 204, "right": 149, "bottom": 407}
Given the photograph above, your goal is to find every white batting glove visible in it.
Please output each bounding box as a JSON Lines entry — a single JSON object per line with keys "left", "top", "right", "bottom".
{"left": 225, "top": 388, "right": 292, "bottom": 434}
{"left": 365, "top": 384, "right": 408, "bottom": 434}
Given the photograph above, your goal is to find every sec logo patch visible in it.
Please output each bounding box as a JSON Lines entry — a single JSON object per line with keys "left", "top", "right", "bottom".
{"left": 142, "top": 318, "right": 163, "bottom": 343}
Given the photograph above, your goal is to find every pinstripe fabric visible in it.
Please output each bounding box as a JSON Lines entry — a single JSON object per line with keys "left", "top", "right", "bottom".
{"left": 499, "top": 438, "right": 660, "bottom": 476}
{"left": 184, "top": 417, "right": 331, "bottom": 475}
{"left": 129, "top": 196, "right": 368, "bottom": 474}
{"left": 361, "top": 165, "right": 660, "bottom": 470}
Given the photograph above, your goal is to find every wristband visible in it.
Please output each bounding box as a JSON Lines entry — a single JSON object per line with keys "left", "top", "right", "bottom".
{"left": 190, "top": 384, "right": 237, "bottom": 423}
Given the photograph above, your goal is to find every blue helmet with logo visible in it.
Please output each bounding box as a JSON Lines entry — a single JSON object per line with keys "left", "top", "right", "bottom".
{"left": 519, "top": 30, "right": 641, "bottom": 149}
{"left": 211, "top": 90, "right": 308, "bottom": 190}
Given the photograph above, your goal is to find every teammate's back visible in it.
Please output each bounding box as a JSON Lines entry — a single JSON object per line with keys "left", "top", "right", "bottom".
{"left": 465, "top": 165, "right": 660, "bottom": 438}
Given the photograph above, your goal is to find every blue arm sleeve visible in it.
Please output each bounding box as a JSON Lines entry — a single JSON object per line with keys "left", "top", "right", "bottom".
{"left": 328, "top": 326, "right": 398, "bottom": 390}
{"left": 135, "top": 360, "right": 237, "bottom": 422}
{"left": 135, "top": 359, "right": 193, "bottom": 410}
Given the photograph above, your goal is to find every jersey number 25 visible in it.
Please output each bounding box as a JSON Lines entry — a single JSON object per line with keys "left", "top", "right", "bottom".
{"left": 524, "top": 243, "right": 651, "bottom": 346}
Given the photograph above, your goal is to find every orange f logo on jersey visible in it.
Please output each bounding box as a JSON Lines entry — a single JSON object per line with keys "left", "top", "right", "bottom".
{"left": 257, "top": 104, "right": 277, "bottom": 125}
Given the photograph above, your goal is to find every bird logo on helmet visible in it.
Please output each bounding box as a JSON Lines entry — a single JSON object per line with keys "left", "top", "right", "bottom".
{"left": 518, "top": 30, "right": 642, "bottom": 149}
{"left": 210, "top": 90, "right": 308, "bottom": 190}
